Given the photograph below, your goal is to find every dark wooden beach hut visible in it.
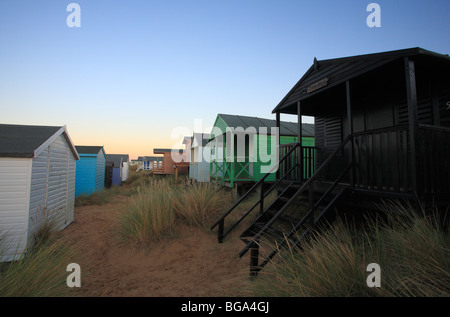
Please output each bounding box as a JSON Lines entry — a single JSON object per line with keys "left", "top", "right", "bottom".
{"left": 211, "top": 47, "right": 450, "bottom": 275}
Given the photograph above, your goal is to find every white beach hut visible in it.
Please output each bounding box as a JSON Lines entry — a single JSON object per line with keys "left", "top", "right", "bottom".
{"left": 0, "top": 124, "right": 79, "bottom": 262}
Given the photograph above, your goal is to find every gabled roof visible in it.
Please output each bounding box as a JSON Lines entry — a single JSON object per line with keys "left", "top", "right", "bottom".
{"left": 105, "top": 154, "right": 123, "bottom": 167}
{"left": 182, "top": 136, "right": 192, "bottom": 144}
{"left": 273, "top": 47, "right": 450, "bottom": 113}
{"left": 114, "top": 154, "right": 129, "bottom": 162}
{"left": 213, "top": 113, "right": 314, "bottom": 137}
{"left": 0, "top": 124, "right": 79, "bottom": 159}
{"left": 191, "top": 133, "right": 211, "bottom": 148}
{"left": 75, "top": 145, "right": 104, "bottom": 155}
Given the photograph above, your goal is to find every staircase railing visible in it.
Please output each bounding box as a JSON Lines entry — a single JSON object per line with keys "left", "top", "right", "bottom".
{"left": 238, "top": 135, "right": 354, "bottom": 269}
{"left": 254, "top": 174, "right": 351, "bottom": 274}
{"left": 210, "top": 143, "right": 302, "bottom": 243}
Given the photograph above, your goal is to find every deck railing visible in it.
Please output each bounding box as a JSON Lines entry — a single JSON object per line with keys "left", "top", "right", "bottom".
{"left": 416, "top": 124, "right": 450, "bottom": 195}
{"left": 279, "top": 143, "right": 316, "bottom": 182}
{"left": 352, "top": 125, "right": 410, "bottom": 193}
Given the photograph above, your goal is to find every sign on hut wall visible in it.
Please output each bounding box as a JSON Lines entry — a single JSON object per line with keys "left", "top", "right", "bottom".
{"left": 307, "top": 77, "right": 329, "bottom": 93}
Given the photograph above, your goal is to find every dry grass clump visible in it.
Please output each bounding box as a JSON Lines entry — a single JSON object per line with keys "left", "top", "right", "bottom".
{"left": 0, "top": 214, "right": 80, "bottom": 297}
{"left": 173, "top": 181, "right": 227, "bottom": 229}
{"left": 251, "top": 201, "right": 450, "bottom": 297}
{"left": 118, "top": 179, "right": 177, "bottom": 247}
{"left": 118, "top": 178, "right": 228, "bottom": 247}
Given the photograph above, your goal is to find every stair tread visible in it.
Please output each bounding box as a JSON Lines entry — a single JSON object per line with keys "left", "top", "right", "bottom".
{"left": 241, "top": 223, "right": 294, "bottom": 242}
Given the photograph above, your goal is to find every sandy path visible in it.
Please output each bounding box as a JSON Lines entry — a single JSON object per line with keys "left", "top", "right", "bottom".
{"left": 59, "top": 190, "right": 252, "bottom": 297}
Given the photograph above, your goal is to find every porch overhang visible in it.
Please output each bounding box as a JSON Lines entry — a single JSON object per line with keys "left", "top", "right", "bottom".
{"left": 273, "top": 47, "right": 450, "bottom": 116}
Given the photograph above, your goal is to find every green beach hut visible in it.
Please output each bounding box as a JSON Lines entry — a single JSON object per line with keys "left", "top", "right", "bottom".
{"left": 210, "top": 113, "right": 314, "bottom": 188}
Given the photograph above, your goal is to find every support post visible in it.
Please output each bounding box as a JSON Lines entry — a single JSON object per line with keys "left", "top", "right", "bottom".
{"left": 259, "top": 181, "right": 265, "bottom": 214}
{"left": 404, "top": 57, "right": 418, "bottom": 193}
{"left": 222, "top": 134, "right": 226, "bottom": 186}
{"left": 346, "top": 80, "right": 355, "bottom": 188}
{"left": 297, "top": 101, "right": 303, "bottom": 183}
{"left": 276, "top": 112, "right": 281, "bottom": 181}
{"left": 250, "top": 239, "right": 260, "bottom": 277}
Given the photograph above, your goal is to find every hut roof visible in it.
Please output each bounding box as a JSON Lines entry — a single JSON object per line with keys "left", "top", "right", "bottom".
{"left": 0, "top": 124, "right": 79, "bottom": 159}
{"left": 273, "top": 47, "right": 450, "bottom": 114}
{"left": 106, "top": 154, "right": 123, "bottom": 167}
{"left": 215, "top": 113, "right": 314, "bottom": 137}
{"left": 75, "top": 146, "right": 104, "bottom": 155}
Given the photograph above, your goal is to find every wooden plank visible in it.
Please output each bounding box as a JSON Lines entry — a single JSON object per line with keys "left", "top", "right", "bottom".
{"left": 374, "top": 133, "right": 383, "bottom": 190}
{"left": 276, "top": 112, "right": 280, "bottom": 180}
{"left": 367, "top": 133, "right": 373, "bottom": 189}
{"left": 402, "top": 130, "right": 409, "bottom": 191}
{"left": 297, "top": 101, "right": 303, "bottom": 182}
{"left": 361, "top": 135, "right": 368, "bottom": 189}
{"left": 404, "top": 57, "right": 418, "bottom": 193}
{"left": 345, "top": 80, "right": 355, "bottom": 188}
{"left": 392, "top": 130, "right": 400, "bottom": 192}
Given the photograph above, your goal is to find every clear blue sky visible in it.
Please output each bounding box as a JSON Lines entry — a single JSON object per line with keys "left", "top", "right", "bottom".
{"left": 1, "top": 0, "right": 449, "bottom": 159}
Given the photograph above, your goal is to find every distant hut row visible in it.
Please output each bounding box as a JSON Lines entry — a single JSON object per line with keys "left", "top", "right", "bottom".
{"left": 139, "top": 113, "right": 315, "bottom": 191}
{"left": 75, "top": 147, "right": 129, "bottom": 195}
{"left": 0, "top": 124, "right": 129, "bottom": 262}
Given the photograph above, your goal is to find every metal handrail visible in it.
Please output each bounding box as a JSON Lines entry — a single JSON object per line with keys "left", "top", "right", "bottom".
{"left": 239, "top": 134, "right": 353, "bottom": 258}
{"left": 210, "top": 143, "right": 301, "bottom": 241}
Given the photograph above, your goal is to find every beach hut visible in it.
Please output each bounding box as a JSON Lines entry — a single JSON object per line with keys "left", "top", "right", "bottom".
{"left": 145, "top": 156, "right": 163, "bottom": 170}
{"left": 74, "top": 146, "right": 106, "bottom": 197}
{"left": 189, "top": 133, "right": 211, "bottom": 182}
{"left": 152, "top": 149, "right": 189, "bottom": 175}
{"left": 211, "top": 47, "right": 450, "bottom": 276}
{"left": 134, "top": 156, "right": 164, "bottom": 171}
{"left": 105, "top": 154, "right": 123, "bottom": 186}
{"left": 209, "top": 113, "right": 314, "bottom": 188}
{"left": 119, "top": 154, "right": 129, "bottom": 182}
{"left": 0, "top": 124, "right": 79, "bottom": 262}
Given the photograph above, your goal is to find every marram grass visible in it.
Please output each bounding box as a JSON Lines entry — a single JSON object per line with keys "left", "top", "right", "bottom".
{"left": 0, "top": 230, "right": 80, "bottom": 297}
{"left": 173, "top": 182, "right": 227, "bottom": 229}
{"left": 118, "top": 179, "right": 177, "bottom": 247}
{"left": 251, "top": 201, "right": 449, "bottom": 297}
{"left": 118, "top": 178, "right": 229, "bottom": 246}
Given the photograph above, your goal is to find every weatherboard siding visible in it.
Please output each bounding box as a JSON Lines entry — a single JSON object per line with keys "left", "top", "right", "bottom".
{"left": 190, "top": 145, "right": 211, "bottom": 182}
{"left": 28, "top": 134, "right": 76, "bottom": 245}
{"left": 0, "top": 158, "right": 32, "bottom": 261}
{"left": 76, "top": 154, "right": 103, "bottom": 196}
{"left": 96, "top": 153, "right": 106, "bottom": 191}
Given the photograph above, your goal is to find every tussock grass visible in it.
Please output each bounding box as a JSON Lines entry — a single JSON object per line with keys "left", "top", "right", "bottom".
{"left": 118, "top": 179, "right": 177, "bottom": 247}
{"left": 124, "top": 166, "right": 153, "bottom": 187}
{"left": 0, "top": 240, "right": 78, "bottom": 297}
{"left": 251, "top": 201, "right": 450, "bottom": 297}
{"left": 0, "top": 220, "right": 80, "bottom": 297}
{"left": 173, "top": 181, "right": 227, "bottom": 229}
{"left": 118, "top": 178, "right": 229, "bottom": 247}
